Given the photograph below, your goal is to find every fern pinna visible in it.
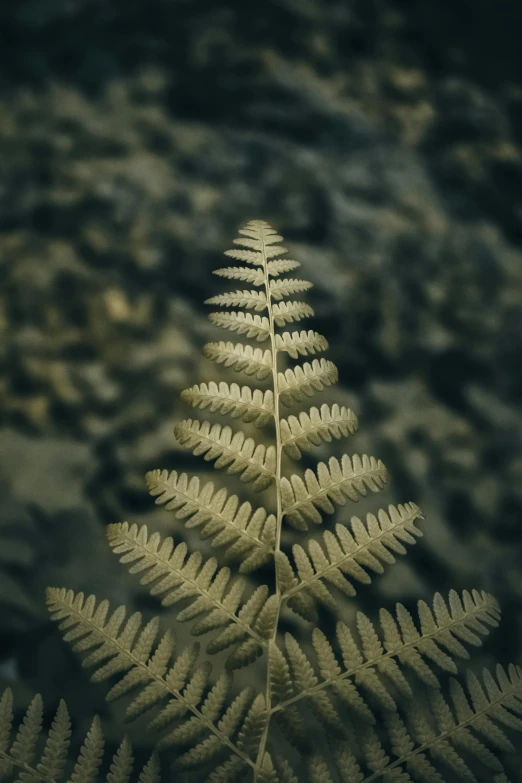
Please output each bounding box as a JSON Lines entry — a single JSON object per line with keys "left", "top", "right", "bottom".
{"left": 3, "top": 220, "right": 517, "bottom": 782}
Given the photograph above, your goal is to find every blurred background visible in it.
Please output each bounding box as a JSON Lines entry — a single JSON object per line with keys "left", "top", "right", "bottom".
{"left": 0, "top": 0, "right": 521, "bottom": 776}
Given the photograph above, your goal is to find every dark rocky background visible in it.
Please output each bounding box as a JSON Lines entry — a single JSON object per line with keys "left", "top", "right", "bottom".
{"left": 1, "top": 0, "right": 521, "bottom": 776}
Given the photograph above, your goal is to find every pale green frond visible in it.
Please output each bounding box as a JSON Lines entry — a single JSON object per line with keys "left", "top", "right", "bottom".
{"left": 283, "top": 635, "right": 345, "bottom": 733}
{"left": 35, "top": 699, "right": 71, "bottom": 780}
{"left": 207, "top": 756, "right": 248, "bottom": 782}
{"left": 308, "top": 755, "right": 335, "bottom": 783}
{"left": 269, "top": 279, "right": 313, "bottom": 300}
{"left": 46, "top": 589, "right": 254, "bottom": 767}
{"left": 269, "top": 640, "right": 294, "bottom": 705}
{"left": 275, "top": 330, "right": 328, "bottom": 359}
{"left": 278, "top": 359, "right": 338, "bottom": 407}
{"left": 205, "top": 289, "right": 268, "bottom": 312}
{"left": 237, "top": 694, "right": 268, "bottom": 758}
{"left": 173, "top": 688, "right": 254, "bottom": 769}
{"left": 174, "top": 419, "right": 276, "bottom": 491}
{"left": 274, "top": 589, "right": 500, "bottom": 729}
{"left": 280, "top": 404, "right": 358, "bottom": 459}
{"left": 267, "top": 259, "right": 301, "bottom": 276}
{"left": 10, "top": 693, "right": 42, "bottom": 767}
{"left": 221, "top": 220, "right": 287, "bottom": 267}
{"left": 213, "top": 265, "right": 265, "bottom": 286}
{"left": 137, "top": 753, "right": 161, "bottom": 783}
{"left": 208, "top": 311, "right": 270, "bottom": 342}
{"left": 354, "top": 664, "right": 522, "bottom": 781}
{"left": 203, "top": 341, "right": 273, "bottom": 380}
{"left": 272, "top": 301, "right": 314, "bottom": 326}
{"left": 206, "top": 584, "right": 271, "bottom": 664}
{"left": 282, "top": 502, "right": 424, "bottom": 609}
{"left": 69, "top": 715, "right": 105, "bottom": 783}
{"left": 181, "top": 382, "right": 274, "bottom": 427}
{"left": 145, "top": 469, "right": 275, "bottom": 573}
{"left": 281, "top": 454, "right": 388, "bottom": 529}
{"left": 105, "top": 736, "right": 133, "bottom": 783}
{"left": 272, "top": 756, "right": 299, "bottom": 783}
{"left": 0, "top": 690, "right": 157, "bottom": 783}
{"left": 106, "top": 521, "right": 269, "bottom": 652}
{"left": 224, "top": 249, "right": 264, "bottom": 265}
{"left": 328, "top": 738, "right": 365, "bottom": 783}
{"left": 46, "top": 587, "right": 200, "bottom": 729}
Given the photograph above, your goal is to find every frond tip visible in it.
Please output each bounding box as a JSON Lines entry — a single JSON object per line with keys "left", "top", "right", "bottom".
{"left": 280, "top": 403, "right": 358, "bottom": 459}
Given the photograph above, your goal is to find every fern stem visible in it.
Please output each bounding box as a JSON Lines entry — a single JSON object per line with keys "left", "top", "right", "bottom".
{"left": 253, "top": 226, "right": 284, "bottom": 781}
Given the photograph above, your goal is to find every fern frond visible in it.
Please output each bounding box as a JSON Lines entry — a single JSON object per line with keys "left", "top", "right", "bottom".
{"left": 275, "top": 589, "right": 500, "bottom": 723}
{"left": 46, "top": 589, "right": 257, "bottom": 770}
{"left": 106, "top": 522, "right": 272, "bottom": 665}
{"left": 207, "top": 312, "right": 270, "bottom": 342}
{"left": 205, "top": 290, "right": 268, "bottom": 312}
{"left": 203, "top": 342, "right": 272, "bottom": 380}
{"left": 106, "top": 736, "right": 134, "bottom": 783}
{"left": 145, "top": 469, "right": 275, "bottom": 572}
{"left": 224, "top": 249, "right": 265, "bottom": 265}
{"left": 280, "top": 404, "right": 358, "bottom": 459}
{"left": 207, "top": 755, "right": 249, "bottom": 782}
{"left": 269, "top": 279, "right": 313, "bottom": 300}
{"left": 281, "top": 454, "right": 388, "bottom": 529}
{"left": 272, "top": 301, "right": 314, "bottom": 326}
{"left": 281, "top": 503, "right": 424, "bottom": 614}
{"left": 267, "top": 259, "right": 301, "bottom": 276}
{"left": 0, "top": 689, "right": 158, "bottom": 783}
{"left": 221, "top": 220, "right": 288, "bottom": 267}
{"left": 237, "top": 694, "right": 268, "bottom": 759}
{"left": 174, "top": 419, "right": 276, "bottom": 491}
{"left": 278, "top": 359, "right": 338, "bottom": 407}
{"left": 181, "top": 382, "right": 274, "bottom": 427}
{"left": 213, "top": 266, "right": 265, "bottom": 286}
{"left": 275, "top": 330, "right": 328, "bottom": 359}
{"left": 342, "top": 663, "right": 522, "bottom": 782}
{"left": 171, "top": 687, "right": 255, "bottom": 769}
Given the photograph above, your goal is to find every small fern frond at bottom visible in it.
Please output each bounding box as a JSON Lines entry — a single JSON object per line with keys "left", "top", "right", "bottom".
{"left": 0, "top": 688, "right": 160, "bottom": 783}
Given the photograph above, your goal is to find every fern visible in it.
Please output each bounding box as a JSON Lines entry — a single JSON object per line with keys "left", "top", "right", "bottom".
{"left": 15, "top": 218, "right": 517, "bottom": 781}
{"left": 0, "top": 688, "right": 159, "bottom": 782}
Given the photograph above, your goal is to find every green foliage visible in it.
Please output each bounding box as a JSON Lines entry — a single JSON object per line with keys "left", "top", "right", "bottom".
{"left": 4, "top": 220, "right": 521, "bottom": 781}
